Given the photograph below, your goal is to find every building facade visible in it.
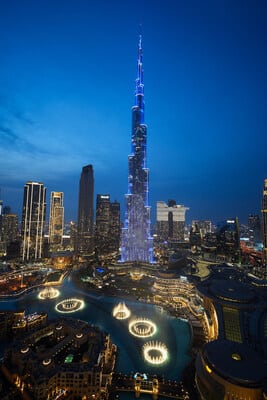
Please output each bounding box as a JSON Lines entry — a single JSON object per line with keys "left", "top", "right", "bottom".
{"left": 195, "top": 340, "right": 266, "bottom": 400}
{"left": 192, "top": 220, "right": 212, "bottom": 237}
{"left": 121, "top": 36, "right": 153, "bottom": 263}
{"left": 49, "top": 191, "right": 64, "bottom": 245}
{"left": 157, "top": 200, "right": 189, "bottom": 242}
{"left": 196, "top": 265, "right": 267, "bottom": 356}
{"left": 195, "top": 265, "right": 267, "bottom": 399}
{"left": 110, "top": 200, "right": 120, "bottom": 253}
{"left": 76, "top": 164, "right": 94, "bottom": 256}
{"left": 216, "top": 217, "right": 240, "bottom": 261}
{"left": 21, "top": 181, "right": 46, "bottom": 261}
{"left": 96, "top": 194, "right": 111, "bottom": 255}
{"left": 96, "top": 195, "right": 120, "bottom": 256}
{"left": 0, "top": 198, "right": 3, "bottom": 242}
{"left": 2, "top": 213, "right": 18, "bottom": 244}
{"left": 248, "top": 214, "right": 261, "bottom": 243}
{"left": 1, "top": 318, "right": 116, "bottom": 400}
{"left": 261, "top": 178, "right": 267, "bottom": 264}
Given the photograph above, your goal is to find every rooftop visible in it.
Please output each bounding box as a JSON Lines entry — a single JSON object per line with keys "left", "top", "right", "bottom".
{"left": 203, "top": 339, "right": 266, "bottom": 385}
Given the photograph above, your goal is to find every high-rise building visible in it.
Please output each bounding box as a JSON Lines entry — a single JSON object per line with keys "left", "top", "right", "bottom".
{"left": 248, "top": 214, "right": 261, "bottom": 244}
{"left": 121, "top": 36, "right": 153, "bottom": 263}
{"left": 49, "top": 192, "right": 64, "bottom": 245}
{"left": 21, "top": 182, "right": 46, "bottom": 261}
{"left": 157, "top": 200, "right": 189, "bottom": 242}
{"left": 95, "top": 195, "right": 121, "bottom": 256}
{"left": 110, "top": 201, "right": 120, "bottom": 253}
{"left": 96, "top": 194, "right": 110, "bottom": 255}
{"left": 0, "top": 206, "right": 19, "bottom": 259}
{"left": 216, "top": 217, "right": 240, "bottom": 261}
{"left": 261, "top": 179, "right": 267, "bottom": 264}
{"left": 76, "top": 164, "right": 94, "bottom": 256}
{"left": 192, "top": 220, "right": 212, "bottom": 237}
{"left": 2, "top": 213, "right": 18, "bottom": 244}
{"left": 190, "top": 222, "right": 202, "bottom": 249}
{"left": 0, "top": 198, "right": 3, "bottom": 242}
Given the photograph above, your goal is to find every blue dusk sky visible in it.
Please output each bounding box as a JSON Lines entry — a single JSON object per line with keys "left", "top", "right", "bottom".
{"left": 0, "top": 0, "right": 267, "bottom": 225}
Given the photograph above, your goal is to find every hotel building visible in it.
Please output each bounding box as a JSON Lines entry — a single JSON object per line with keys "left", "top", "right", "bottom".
{"left": 21, "top": 181, "right": 46, "bottom": 261}
{"left": 49, "top": 191, "right": 64, "bottom": 245}
{"left": 157, "top": 200, "right": 189, "bottom": 242}
{"left": 95, "top": 195, "right": 120, "bottom": 255}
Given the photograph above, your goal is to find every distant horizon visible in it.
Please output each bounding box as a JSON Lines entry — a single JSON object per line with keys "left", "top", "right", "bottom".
{"left": 1, "top": 0, "right": 267, "bottom": 225}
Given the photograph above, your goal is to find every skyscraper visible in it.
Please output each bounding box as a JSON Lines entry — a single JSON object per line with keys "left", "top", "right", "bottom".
{"left": 157, "top": 200, "right": 189, "bottom": 242}
{"left": 21, "top": 181, "right": 46, "bottom": 261}
{"left": 110, "top": 201, "right": 120, "bottom": 253}
{"left": 216, "top": 217, "right": 240, "bottom": 262}
{"left": 76, "top": 165, "right": 94, "bottom": 256}
{"left": 95, "top": 195, "right": 121, "bottom": 256}
{"left": 0, "top": 197, "right": 3, "bottom": 242}
{"left": 248, "top": 214, "right": 261, "bottom": 244}
{"left": 49, "top": 192, "right": 64, "bottom": 245}
{"left": 121, "top": 36, "right": 153, "bottom": 263}
{"left": 2, "top": 212, "right": 18, "bottom": 244}
{"left": 96, "top": 194, "right": 111, "bottom": 255}
{"left": 261, "top": 179, "right": 267, "bottom": 264}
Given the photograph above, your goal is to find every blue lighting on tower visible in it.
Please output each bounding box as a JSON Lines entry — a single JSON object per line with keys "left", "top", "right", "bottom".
{"left": 121, "top": 36, "right": 154, "bottom": 263}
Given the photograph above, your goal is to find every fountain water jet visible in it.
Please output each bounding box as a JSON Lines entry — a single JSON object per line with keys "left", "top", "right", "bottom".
{"left": 38, "top": 287, "right": 60, "bottom": 300}
{"left": 55, "top": 298, "right": 85, "bottom": 313}
{"left": 142, "top": 341, "right": 168, "bottom": 365}
{"left": 112, "top": 302, "right": 131, "bottom": 320}
{"left": 128, "top": 318, "right": 157, "bottom": 338}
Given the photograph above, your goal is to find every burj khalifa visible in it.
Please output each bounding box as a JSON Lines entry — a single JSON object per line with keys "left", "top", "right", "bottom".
{"left": 121, "top": 36, "right": 154, "bottom": 263}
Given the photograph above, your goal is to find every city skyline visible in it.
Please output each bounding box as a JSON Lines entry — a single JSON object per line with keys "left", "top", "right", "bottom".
{"left": 1, "top": 0, "right": 267, "bottom": 224}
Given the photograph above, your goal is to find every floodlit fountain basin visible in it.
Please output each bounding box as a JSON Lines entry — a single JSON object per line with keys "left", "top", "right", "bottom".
{"left": 112, "top": 302, "right": 131, "bottom": 320}
{"left": 142, "top": 341, "right": 168, "bottom": 365}
{"left": 55, "top": 298, "right": 85, "bottom": 313}
{"left": 128, "top": 318, "right": 157, "bottom": 338}
{"left": 38, "top": 287, "right": 60, "bottom": 300}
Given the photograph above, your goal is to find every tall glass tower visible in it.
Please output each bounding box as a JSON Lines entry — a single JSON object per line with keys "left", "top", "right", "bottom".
{"left": 49, "top": 191, "right": 64, "bottom": 245}
{"left": 21, "top": 181, "right": 46, "bottom": 261}
{"left": 121, "top": 36, "right": 153, "bottom": 263}
{"left": 76, "top": 164, "right": 94, "bottom": 256}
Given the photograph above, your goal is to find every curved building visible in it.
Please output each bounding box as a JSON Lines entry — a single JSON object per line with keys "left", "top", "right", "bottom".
{"left": 196, "top": 265, "right": 267, "bottom": 357}
{"left": 195, "top": 265, "right": 267, "bottom": 399}
{"left": 195, "top": 339, "right": 266, "bottom": 400}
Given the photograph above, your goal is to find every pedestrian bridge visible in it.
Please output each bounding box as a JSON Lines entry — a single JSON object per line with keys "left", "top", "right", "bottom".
{"left": 111, "top": 372, "right": 189, "bottom": 399}
{"left": 134, "top": 373, "right": 158, "bottom": 397}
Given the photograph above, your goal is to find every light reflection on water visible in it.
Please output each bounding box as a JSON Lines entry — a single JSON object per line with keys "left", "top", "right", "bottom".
{"left": 0, "top": 277, "right": 191, "bottom": 380}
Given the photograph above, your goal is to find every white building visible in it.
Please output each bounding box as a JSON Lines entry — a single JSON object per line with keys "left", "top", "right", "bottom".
{"left": 157, "top": 200, "right": 189, "bottom": 242}
{"left": 49, "top": 192, "right": 64, "bottom": 245}
{"left": 21, "top": 182, "right": 46, "bottom": 260}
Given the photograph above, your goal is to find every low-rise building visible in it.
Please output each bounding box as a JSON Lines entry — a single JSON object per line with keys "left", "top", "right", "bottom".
{"left": 195, "top": 339, "right": 266, "bottom": 400}
{"left": 1, "top": 317, "right": 116, "bottom": 400}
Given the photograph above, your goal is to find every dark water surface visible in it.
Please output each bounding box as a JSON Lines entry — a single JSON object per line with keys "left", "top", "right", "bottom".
{"left": 0, "top": 277, "right": 191, "bottom": 380}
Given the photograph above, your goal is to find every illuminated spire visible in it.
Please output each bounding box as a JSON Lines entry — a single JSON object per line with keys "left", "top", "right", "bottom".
{"left": 135, "top": 34, "right": 144, "bottom": 106}
{"left": 121, "top": 35, "right": 154, "bottom": 263}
